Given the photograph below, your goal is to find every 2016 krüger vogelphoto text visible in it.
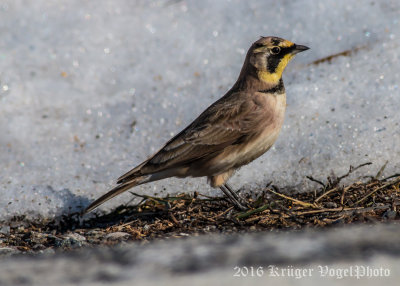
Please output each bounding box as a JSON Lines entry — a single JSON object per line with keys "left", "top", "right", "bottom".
{"left": 233, "top": 265, "right": 391, "bottom": 279}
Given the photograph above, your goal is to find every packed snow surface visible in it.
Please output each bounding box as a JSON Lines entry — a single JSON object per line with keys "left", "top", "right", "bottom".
{"left": 0, "top": 0, "right": 399, "bottom": 220}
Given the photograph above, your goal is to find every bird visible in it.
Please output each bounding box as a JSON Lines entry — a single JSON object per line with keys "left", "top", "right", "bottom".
{"left": 84, "top": 36, "right": 309, "bottom": 214}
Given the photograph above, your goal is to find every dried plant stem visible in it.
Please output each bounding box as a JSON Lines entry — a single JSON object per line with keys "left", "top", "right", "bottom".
{"left": 267, "top": 188, "right": 318, "bottom": 209}
{"left": 236, "top": 204, "right": 271, "bottom": 219}
{"left": 352, "top": 177, "right": 400, "bottom": 206}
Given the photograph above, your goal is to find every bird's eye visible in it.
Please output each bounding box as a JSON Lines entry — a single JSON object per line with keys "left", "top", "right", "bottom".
{"left": 271, "top": 47, "right": 281, "bottom": 55}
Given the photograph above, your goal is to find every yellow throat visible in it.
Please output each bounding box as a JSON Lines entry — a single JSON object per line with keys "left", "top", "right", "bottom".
{"left": 257, "top": 53, "right": 294, "bottom": 84}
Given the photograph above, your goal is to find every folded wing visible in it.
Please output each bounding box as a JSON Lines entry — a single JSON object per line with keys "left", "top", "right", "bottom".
{"left": 117, "top": 92, "right": 270, "bottom": 183}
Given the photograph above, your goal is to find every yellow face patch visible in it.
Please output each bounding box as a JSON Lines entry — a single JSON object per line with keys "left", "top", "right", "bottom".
{"left": 279, "top": 40, "right": 294, "bottom": 48}
{"left": 257, "top": 53, "right": 294, "bottom": 84}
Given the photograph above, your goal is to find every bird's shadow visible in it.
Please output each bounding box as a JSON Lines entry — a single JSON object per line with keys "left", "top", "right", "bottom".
{"left": 48, "top": 188, "right": 168, "bottom": 233}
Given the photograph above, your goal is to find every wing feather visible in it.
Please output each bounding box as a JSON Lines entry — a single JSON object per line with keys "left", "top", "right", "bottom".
{"left": 118, "top": 92, "right": 269, "bottom": 183}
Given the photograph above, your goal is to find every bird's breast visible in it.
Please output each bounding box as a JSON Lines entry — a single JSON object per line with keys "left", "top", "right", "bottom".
{"left": 238, "top": 93, "right": 286, "bottom": 163}
{"left": 214, "top": 92, "right": 287, "bottom": 170}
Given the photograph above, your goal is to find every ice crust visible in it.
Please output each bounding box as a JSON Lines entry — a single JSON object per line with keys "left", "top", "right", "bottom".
{"left": 0, "top": 0, "right": 399, "bottom": 220}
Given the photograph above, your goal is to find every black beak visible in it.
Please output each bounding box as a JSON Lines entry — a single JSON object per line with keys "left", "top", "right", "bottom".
{"left": 292, "top": 44, "right": 310, "bottom": 54}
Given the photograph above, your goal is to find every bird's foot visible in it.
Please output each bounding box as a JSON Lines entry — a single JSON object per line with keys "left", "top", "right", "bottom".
{"left": 220, "top": 184, "right": 249, "bottom": 211}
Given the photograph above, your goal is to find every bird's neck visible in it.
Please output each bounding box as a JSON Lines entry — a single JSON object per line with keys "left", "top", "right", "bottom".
{"left": 232, "top": 64, "right": 284, "bottom": 93}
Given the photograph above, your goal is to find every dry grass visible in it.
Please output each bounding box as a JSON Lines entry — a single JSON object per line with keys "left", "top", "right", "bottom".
{"left": 1, "top": 163, "right": 399, "bottom": 253}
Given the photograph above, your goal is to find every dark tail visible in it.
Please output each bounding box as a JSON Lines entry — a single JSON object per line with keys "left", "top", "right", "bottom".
{"left": 82, "top": 176, "right": 147, "bottom": 214}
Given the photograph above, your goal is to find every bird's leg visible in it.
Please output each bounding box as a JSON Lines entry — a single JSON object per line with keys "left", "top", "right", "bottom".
{"left": 224, "top": 183, "right": 240, "bottom": 200}
{"left": 219, "top": 184, "right": 248, "bottom": 211}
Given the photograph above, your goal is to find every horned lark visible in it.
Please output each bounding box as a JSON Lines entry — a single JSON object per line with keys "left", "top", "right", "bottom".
{"left": 84, "top": 36, "right": 309, "bottom": 214}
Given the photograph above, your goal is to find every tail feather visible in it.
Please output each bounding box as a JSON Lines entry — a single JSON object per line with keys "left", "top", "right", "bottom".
{"left": 83, "top": 176, "right": 147, "bottom": 214}
{"left": 84, "top": 168, "right": 183, "bottom": 215}
{"left": 117, "top": 161, "right": 147, "bottom": 184}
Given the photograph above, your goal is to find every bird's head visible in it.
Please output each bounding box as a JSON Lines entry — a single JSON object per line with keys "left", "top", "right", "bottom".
{"left": 247, "top": 36, "right": 309, "bottom": 85}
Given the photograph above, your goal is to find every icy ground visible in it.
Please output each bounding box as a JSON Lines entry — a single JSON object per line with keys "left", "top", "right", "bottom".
{"left": 0, "top": 0, "right": 399, "bottom": 220}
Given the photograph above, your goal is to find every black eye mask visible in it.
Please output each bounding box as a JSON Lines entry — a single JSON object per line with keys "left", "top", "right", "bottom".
{"left": 266, "top": 46, "right": 295, "bottom": 73}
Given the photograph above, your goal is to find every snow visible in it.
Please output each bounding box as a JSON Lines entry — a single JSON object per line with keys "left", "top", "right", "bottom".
{"left": 0, "top": 0, "right": 399, "bottom": 220}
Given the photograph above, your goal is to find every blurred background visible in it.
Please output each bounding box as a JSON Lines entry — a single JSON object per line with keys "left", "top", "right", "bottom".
{"left": 0, "top": 0, "right": 399, "bottom": 285}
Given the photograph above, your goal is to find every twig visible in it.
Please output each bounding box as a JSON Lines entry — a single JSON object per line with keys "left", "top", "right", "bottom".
{"left": 124, "top": 197, "right": 147, "bottom": 210}
{"left": 169, "top": 212, "right": 181, "bottom": 226}
{"left": 340, "top": 186, "right": 347, "bottom": 206}
{"left": 197, "top": 213, "right": 216, "bottom": 223}
{"left": 352, "top": 205, "right": 390, "bottom": 213}
{"left": 197, "top": 193, "right": 226, "bottom": 201}
{"left": 129, "top": 192, "right": 169, "bottom": 203}
{"left": 382, "top": 173, "right": 400, "bottom": 181}
{"left": 309, "top": 45, "right": 367, "bottom": 66}
{"left": 212, "top": 206, "right": 234, "bottom": 219}
{"left": 298, "top": 205, "right": 389, "bottom": 216}
{"left": 294, "top": 207, "right": 363, "bottom": 216}
{"left": 314, "top": 186, "right": 339, "bottom": 203}
{"left": 306, "top": 176, "right": 326, "bottom": 188}
{"left": 313, "top": 163, "right": 372, "bottom": 203}
{"left": 352, "top": 177, "right": 400, "bottom": 206}
{"left": 337, "top": 162, "right": 372, "bottom": 182}
{"left": 374, "top": 160, "right": 389, "bottom": 180}
{"left": 267, "top": 187, "right": 318, "bottom": 209}
{"left": 236, "top": 203, "right": 271, "bottom": 219}
{"left": 114, "top": 219, "right": 139, "bottom": 230}
{"left": 314, "top": 185, "right": 352, "bottom": 203}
